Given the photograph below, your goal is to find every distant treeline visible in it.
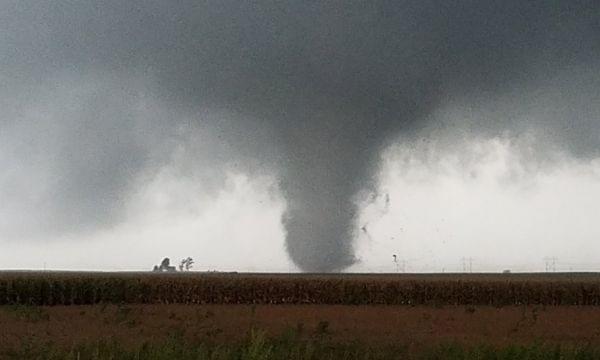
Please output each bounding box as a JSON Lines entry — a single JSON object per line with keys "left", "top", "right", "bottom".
{"left": 2, "top": 272, "right": 600, "bottom": 306}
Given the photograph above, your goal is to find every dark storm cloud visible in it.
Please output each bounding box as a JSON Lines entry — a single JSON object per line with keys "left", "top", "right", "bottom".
{"left": 1, "top": 1, "right": 599, "bottom": 270}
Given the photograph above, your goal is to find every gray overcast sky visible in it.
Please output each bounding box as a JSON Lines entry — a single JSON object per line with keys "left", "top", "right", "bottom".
{"left": 1, "top": 1, "right": 600, "bottom": 272}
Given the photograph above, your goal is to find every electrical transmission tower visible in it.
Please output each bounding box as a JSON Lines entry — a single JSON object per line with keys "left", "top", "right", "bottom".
{"left": 461, "top": 257, "right": 474, "bottom": 273}
{"left": 544, "top": 257, "right": 558, "bottom": 272}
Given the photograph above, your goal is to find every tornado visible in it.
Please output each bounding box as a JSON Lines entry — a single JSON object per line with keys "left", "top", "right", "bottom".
{"left": 1, "top": 1, "right": 599, "bottom": 271}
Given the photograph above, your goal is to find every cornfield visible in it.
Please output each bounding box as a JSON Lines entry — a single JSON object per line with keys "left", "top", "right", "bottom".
{"left": 2, "top": 272, "right": 600, "bottom": 306}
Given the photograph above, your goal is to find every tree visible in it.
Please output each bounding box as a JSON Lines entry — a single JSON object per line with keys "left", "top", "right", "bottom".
{"left": 179, "top": 257, "right": 194, "bottom": 271}
{"left": 152, "top": 258, "right": 176, "bottom": 272}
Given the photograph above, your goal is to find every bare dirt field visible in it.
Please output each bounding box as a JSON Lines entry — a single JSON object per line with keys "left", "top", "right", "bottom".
{"left": 3, "top": 304, "right": 600, "bottom": 350}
